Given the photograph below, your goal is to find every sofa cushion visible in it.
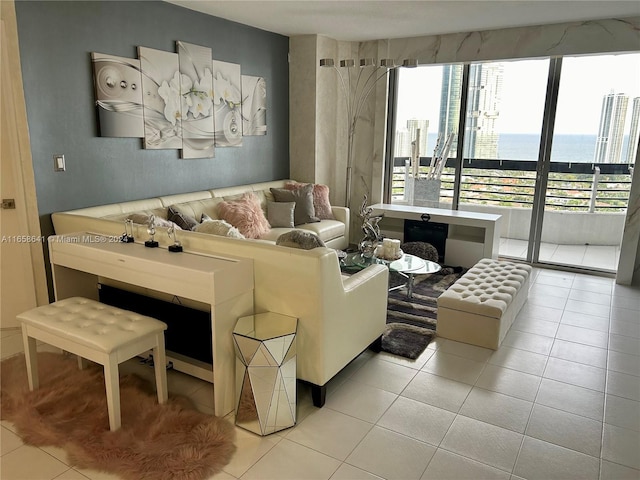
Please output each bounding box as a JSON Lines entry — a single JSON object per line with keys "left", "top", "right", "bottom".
{"left": 217, "top": 192, "right": 271, "bottom": 239}
{"left": 267, "top": 201, "right": 295, "bottom": 228}
{"left": 271, "top": 184, "right": 320, "bottom": 225}
{"left": 276, "top": 230, "right": 325, "bottom": 250}
{"left": 296, "top": 220, "right": 345, "bottom": 242}
{"left": 285, "top": 182, "right": 335, "bottom": 220}
{"left": 168, "top": 206, "right": 198, "bottom": 231}
{"left": 194, "top": 219, "right": 245, "bottom": 239}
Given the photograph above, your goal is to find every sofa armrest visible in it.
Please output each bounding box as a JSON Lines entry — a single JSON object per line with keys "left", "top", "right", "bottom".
{"left": 342, "top": 263, "right": 388, "bottom": 293}
{"left": 331, "top": 206, "right": 349, "bottom": 244}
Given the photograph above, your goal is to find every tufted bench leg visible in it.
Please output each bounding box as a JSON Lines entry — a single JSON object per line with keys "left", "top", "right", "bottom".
{"left": 18, "top": 297, "right": 168, "bottom": 431}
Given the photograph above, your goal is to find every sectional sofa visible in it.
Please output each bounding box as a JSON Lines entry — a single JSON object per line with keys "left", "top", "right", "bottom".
{"left": 51, "top": 180, "right": 390, "bottom": 406}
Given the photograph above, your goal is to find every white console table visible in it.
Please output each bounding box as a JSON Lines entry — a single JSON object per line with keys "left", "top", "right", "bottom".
{"left": 48, "top": 232, "right": 254, "bottom": 417}
{"left": 371, "top": 203, "right": 502, "bottom": 268}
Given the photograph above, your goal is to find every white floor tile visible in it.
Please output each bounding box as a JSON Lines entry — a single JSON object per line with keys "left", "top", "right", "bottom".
{"left": 543, "top": 357, "right": 606, "bottom": 392}
{"left": 526, "top": 293, "right": 568, "bottom": 310}
{"left": 401, "top": 371, "right": 472, "bottom": 413}
{"left": 376, "top": 347, "right": 434, "bottom": 371}
{"left": 436, "top": 340, "right": 493, "bottom": 363}
{"left": 0, "top": 426, "right": 23, "bottom": 457}
{"left": 608, "top": 350, "right": 640, "bottom": 377}
{"left": 549, "top": 339, "right": 608, "bottom": 369}
{"left": 348, "top": 356, "right": 418, "bottom": 394}
{"left": 568, "top": 288, "right": 611, "bottom": 306}
{"left": 564, "top": 299, "right": 611, "bottom": 319}
{"left": 608, "top": 333, "right": 640, "bottom": 356}
{"left": 324, "top": 381, "right": 397, "bottom": 424}
{"left": 241, "top": 438, "right": 341, "bottom": 480}
{"left": 611, "top": 307, "right": 640, "bottom": 324}
{"left": 516, "top": 304, "right": 564, "bottom": 323}
{"left": 535, "top": 274, "right": 574, "bottom": 289}
{"left": 53, "top": 469, "right": 92, "bottom": 479}
{"left": 346, "top": 426, "right": 436, "bottom": 480}
{"left": 611, "top": 295, "right": 640, "bottom": 311}
{"left": 377, "top": 396, "right": 456, "bottom": 446}
{"left": 459, "top": 388, "right": 533, "bottom": 433}
{"left": 222, "top": 428, "right": 281, "bottom": 478}
{"left": 440, "top": 416, "right": 523, "bottom": 472}
{"left": 606, "top": 370, "right": 640, "bottom": 401}
{"left": 502, "top": 330, "right": 554, "bottom": 356}
{"left": 0, "top": 445, "right": 69, "bottom": 480}
{"left": 561, "top": 310, "right": 610, "bottom": 332}
{"left": 285, "top": 407, "right": 372, "bottom": 461}
{"left": 513, "top": 436, "right": 599, "bottom": 480}
{"left": 609, "top": 319, "right": 640, "bottom": 339}
{"left": 604, "top": 394, "right": 640, "bottom": 432}
{"left": 525, "top": 404, "right": 603, "bottom": 457}
{"left": 602, "top": 423, "right": 640, "bottom": 470}
{"left": 329, "top": 463, "right": 384, "bottom": 480}
{"left": 535, "top": 378, "right": 605, "bottom": 421}
{"left": 488, "top": 346, "right": 548, "bottom": 376}
{"left": 475, "top": 364, "right": 541, "bottom": 402}
{"left": 421, "top": 351, "right": 486, "bottom": 385}
{"left": 555, "top": 324, "right": 609, "bottom": 349}
{"left": 600, "top": 460, "right": 640, "bottom": 480}
{"left": 511, "top": 318, "right": 559, "bottom": 338}
{"left": 529, "top": 283, "right": 571, "bottom": 299}
{"left": 420, "top": 448, "right": 510, "bottom": 480}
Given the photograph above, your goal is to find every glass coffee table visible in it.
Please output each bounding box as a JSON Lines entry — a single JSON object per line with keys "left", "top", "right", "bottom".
{"left": 341, "top": 252, "right": 441, "bottom": 298}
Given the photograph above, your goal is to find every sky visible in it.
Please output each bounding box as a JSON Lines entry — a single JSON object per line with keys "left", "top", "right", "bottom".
{"left": 396, "top": 52, "right": 640, "bottom": 136}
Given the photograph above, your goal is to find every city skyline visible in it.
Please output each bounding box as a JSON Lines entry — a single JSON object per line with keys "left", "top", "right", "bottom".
{"left": 396, "top": 53, "right": 640, "bottom": 136}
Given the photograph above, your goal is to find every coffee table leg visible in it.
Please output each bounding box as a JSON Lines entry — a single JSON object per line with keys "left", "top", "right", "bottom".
{"left": 407, "top": 273, "right": 415, "bottom": 299}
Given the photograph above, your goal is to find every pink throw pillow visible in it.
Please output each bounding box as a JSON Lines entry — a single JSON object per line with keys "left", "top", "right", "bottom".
{"left": 285, "top": 182, "right": 335, "bottom": 220}
{"left": 217, "top": 192, "right": 271, "bottom": 239}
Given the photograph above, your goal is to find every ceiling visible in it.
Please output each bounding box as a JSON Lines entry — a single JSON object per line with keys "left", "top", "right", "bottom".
{"left": 165, "top": 0, "right": 640, "bottom": 42}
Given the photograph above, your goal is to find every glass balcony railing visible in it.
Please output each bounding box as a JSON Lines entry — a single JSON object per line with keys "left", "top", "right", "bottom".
{"left": 391, "top": 157, "right": 634, "bottom": 212}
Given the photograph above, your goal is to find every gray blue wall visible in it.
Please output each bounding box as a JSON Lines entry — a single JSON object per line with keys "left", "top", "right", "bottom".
{"left": 15, "top": 1, "right": 289, "bottom": 232}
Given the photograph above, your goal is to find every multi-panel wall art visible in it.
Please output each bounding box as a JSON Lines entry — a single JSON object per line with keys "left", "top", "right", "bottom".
{"left": 91, "top": 40, "right": 267, "bottom": 159}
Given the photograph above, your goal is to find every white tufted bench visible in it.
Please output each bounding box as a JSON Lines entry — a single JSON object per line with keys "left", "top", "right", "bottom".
{"left": 436, "top": 259, "right": 532, "bottom": 349}
{"left": 18, "top": 297, "right": 169, "bottom": 431}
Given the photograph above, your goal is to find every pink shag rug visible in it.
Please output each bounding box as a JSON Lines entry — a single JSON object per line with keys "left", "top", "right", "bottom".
{"left": 0, "top": 352, "right": 236, "bottom": 480}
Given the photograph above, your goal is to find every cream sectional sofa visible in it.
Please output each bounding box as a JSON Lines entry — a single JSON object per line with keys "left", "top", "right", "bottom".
{"left": 51, "top": 180, "right": 389, "bottom": 407}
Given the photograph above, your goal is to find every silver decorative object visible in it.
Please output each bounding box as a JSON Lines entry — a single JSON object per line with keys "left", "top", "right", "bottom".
{"left": 358, "top": 194, "right": 383, "bottom": 258}
{"left": 233, "top": 313, "right": 297, "bottom": 435}
{"left": 144, "top": 215, "right": 158, "bottom": 248}
{"left": 120, "top": 218, "right": 134, "bottom": 243}
{"left": 167, "top": 225, "right": 183, "bottom": 253}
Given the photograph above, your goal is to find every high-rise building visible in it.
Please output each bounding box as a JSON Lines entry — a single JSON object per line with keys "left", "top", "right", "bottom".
{"left": 394, "top": 119, "right": 428, "bottom": 157}
{"left": 626, "top": 97, "right": 640, "bottom": 163}
{"left": 594, "top": 92, "right": 629, "bottom": 163}
{"left": 439, "top": 63, "right": 503, "bottom": 159}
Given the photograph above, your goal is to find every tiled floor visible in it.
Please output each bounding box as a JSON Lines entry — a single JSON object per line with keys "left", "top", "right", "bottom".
{"left": 2, "top": 267, "right": 639, "bottom": 479}
{"left": 499, "top": 238, "right": 621, "bottom": 272}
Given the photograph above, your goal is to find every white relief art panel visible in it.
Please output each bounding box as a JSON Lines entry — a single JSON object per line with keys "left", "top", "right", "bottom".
{"left": 178, "top": 41, "right": 215, "bottom": 159}
{"left": 91, "top": 52, "right": 144, "bottom": 138}
{"left": 213, "top": 60, "right": 243, "bottom": 147}
{"left": 139, "top": 46, "right": 182, "bottom": 150}
{"left": 92, "top": 41, "right": 267, "bottom": 157}
{"left": 241, "top": 75, "right": 267, "bottom": 136}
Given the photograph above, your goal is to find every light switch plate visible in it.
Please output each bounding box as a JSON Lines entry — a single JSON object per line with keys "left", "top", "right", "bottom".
{"left": 53, "top": 154, "right": 65, "bottom": 172}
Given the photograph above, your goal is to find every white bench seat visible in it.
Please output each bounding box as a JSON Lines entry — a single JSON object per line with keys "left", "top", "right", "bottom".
{"left": 18, "top": 297, "right": 168, "bottom": 431}
{"left": 436, "top": 259, "right": 532, "bottom": 349}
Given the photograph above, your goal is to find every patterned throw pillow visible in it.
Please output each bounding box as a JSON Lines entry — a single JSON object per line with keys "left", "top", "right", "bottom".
{"left": 216, "top": 192, "right": 271, "bottom": 239}
{"left": 168, "top": 205, "right": 198, "bottom": 231}
{"left": 194, "top": 219, "right": 245, "bottom": 239}
{"left": 285, "top": 181, "right": 335, "bottom": 220}
{"left": 276, "top": 230, "right": 325, "bottom": 250}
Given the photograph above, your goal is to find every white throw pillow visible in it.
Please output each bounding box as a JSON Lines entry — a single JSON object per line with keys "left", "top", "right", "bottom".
{"left": 194, "top": 219, "right": 245, "bottom": 239}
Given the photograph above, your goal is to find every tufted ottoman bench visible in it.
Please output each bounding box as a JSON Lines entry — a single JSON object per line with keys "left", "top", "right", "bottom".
{"left": 18, "top": 297, "right": 168, "bottom": 431}
{"left": 436, "top": 259, "right": 532, "bottom": 349}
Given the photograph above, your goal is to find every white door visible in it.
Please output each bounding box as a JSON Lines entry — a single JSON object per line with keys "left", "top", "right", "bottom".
{"left": 0, "top": 3, "right": 47, "bottom": 329}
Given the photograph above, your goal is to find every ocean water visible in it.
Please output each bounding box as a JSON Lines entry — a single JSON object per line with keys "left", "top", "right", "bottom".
{"left": 424, "top": 133, "right": 633, "bottom": 163}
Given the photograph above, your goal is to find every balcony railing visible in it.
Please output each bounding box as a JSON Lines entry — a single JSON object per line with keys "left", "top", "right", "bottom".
{"left": 392, "top": 157, "right": 634, "bottom": 212}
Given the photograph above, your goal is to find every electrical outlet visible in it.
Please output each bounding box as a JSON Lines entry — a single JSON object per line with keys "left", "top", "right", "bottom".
{"left": 53, "top": 154, "right": 65, "bottom": 172}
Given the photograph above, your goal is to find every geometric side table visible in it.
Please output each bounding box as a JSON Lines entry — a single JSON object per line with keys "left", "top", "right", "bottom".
{"left": 232, "top": 312, "right": 297, "bottom": 435}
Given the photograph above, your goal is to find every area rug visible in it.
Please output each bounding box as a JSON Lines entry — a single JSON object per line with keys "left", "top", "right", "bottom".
{"left": 383, "top": 269, "right": 465, "bottom": 359}
{"left": 0, "top": 352, "right": 236, "bottom": 480}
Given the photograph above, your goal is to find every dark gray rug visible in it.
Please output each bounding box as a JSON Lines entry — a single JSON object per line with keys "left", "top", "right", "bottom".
{"left": 383, "top": 269, "right": 465, "bottom": 359}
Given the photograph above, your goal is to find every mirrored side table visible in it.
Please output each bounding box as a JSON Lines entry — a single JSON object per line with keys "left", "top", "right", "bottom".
{"left": 232, "top": 312, "right": 298, "bottom": 435}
